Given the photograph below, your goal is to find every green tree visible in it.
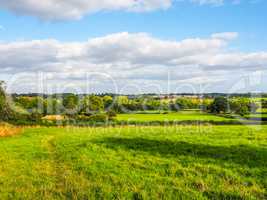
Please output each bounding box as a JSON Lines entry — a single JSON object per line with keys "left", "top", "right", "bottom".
{"left": 0, "top": 81, "right": 13, "bottom": 121}
{"left": 230, "top": 98, "right": 259, "bottom": 116}
{"left": 103, "top": 95, "right": 113, "bottom": 109}
{"left": 81, "top": 95, "right": 104, "bottom": 114}
{"left": 63, "top": 94, "right": 79, "bottom": 110}
{"left": 15, "top": 96, "right": 46, "bottom": 115}
{"left": 209, "top": 97, "right": 229, "bottom": 114}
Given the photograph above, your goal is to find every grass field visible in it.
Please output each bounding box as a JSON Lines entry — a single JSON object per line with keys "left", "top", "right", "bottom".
{"left": 116, "top": 111, "right": 238, "bottom": 123}
{"left": 0, "top": 125, "right": 266, "bottom": 199}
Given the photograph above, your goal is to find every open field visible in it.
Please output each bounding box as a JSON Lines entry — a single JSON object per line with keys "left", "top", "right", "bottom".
{"left": 116, "top": 111, "right": 239, "bottom": 123}
{"left": 0, "top": 125, "right": 266, "bottom": 199}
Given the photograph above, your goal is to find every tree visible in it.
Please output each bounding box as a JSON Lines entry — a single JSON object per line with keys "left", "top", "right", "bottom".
{"left": 175, "top": 98, "right": 197, "bottom": 110}
{"left": 0, "top": 81, "right": 13, "bottom": 121}
{"left": 103, "top": 95, "right": 113, "bottom": 110}
{"left": 81, "top": 95, "right": 104, "bottom": 115}
{"left": 15, "top": 96, "right": 46, "bottom": 115}
{"left": 229, "top": 98, "right": 259, "bottom": 116}
{"left": 209, "top": 97, "right": 229, "bottom": 114}
{"left": 63, "top": 94, "right": 79, "bottom": 110}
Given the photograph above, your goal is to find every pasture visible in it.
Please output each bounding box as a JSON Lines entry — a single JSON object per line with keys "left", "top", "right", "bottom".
{"left": 116, "top": 110, "right": 239, "bottom": 123}
{"left": 0, "top": 125, "right": 266, "bottom": 199}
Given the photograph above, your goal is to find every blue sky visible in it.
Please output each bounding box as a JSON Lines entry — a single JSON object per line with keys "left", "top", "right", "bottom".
{"left": 1, "top": 0, "right": 266, "bottom": 50}
{"left": 0, "top": 0, "right": 266, "bottom": 93}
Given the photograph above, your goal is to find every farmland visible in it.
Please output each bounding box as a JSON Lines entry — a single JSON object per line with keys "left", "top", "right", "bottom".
{"left": 0, "top": 125, "right": 266, "bottom": 199}
{"left": 1, "top": 82, "right": 267, "bottom": 199}
{"left": 116, "top": 110, "right": 237, "bottom": 123}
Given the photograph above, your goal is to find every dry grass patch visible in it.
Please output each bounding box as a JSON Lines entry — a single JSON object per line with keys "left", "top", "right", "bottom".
{"left": 42, "top": 115, "right": 66, "bottom": 121}
{"left": 0, "top": 124, "right": 22, "bottom": 137}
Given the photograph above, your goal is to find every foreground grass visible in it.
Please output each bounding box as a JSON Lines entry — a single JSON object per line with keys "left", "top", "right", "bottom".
{"left": 0, "top": 125, "right": 266, "bottom": 199}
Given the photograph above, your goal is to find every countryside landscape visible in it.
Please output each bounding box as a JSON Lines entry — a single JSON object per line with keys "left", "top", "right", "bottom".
{"left": 0, "top": 0, "right": 267, "bottom": 200}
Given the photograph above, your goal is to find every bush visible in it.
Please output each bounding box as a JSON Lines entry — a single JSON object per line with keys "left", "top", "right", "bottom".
{"left": 107, "top": 110, "right": 117, "bottom": 120}
{"left": 88, "top": 114, "right": 108, "bottom": 122}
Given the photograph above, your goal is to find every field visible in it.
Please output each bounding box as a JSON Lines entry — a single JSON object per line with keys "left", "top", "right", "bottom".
{"left": 116, "top": 111, "right": 237, "bottom": 123}
{"left": 0, "top": 125, "right": 266, "bottom": 199}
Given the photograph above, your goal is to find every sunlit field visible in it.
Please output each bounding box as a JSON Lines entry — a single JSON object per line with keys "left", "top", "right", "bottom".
{"left": 0, "top": 125, "right": 266, "bottom": 199}
{"left": 116, "top": 111, "right": 238, "bottom": 123}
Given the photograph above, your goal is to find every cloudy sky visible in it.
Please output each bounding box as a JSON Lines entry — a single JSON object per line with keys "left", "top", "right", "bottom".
{"left": 0, "top": 0, "right": 266, "bottom": 94}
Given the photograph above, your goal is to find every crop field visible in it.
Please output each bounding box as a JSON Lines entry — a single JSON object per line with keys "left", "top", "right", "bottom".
{"left": 116, "top": 111, "right": 238, "bottom": 123}
{"left": 0, "top": 125, "right": 266, "bottom": 199}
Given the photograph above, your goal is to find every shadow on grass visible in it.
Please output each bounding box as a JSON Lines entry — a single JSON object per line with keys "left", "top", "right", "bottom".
{"left": 248, "top": 117, "right": 267, "bottom": 121}
{"left": 94, "top": 137, "right": 267, "bottom": 168}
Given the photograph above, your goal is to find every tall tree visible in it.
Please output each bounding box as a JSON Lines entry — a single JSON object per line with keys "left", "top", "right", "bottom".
{"left": 209, "top": 97, "right": 229, "bottom": 114}
{"left": 81, "top": 95, "right": 104, "bottom": 114}
{"left": 0, "top": 81, "right": 13, "bottom": 121}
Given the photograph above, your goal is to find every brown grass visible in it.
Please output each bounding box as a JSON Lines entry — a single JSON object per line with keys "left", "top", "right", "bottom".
{"left": 0, "top": 124, "right": 22, "bottom": 137}
{"left": 42, "top": 115, "right": 66, "bottom": 121}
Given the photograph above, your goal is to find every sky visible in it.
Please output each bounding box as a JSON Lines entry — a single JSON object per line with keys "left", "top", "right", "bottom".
{"left": 0, "top": 0, "right": 266, "bottom": 94}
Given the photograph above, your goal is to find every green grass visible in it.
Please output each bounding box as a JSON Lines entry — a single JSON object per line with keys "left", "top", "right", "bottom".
{"left": 0, "top": 125, "right": 266, "bottom": 199}
{"left": 245, "top": 109, "right": 267, "bottom": 120}
{"left": 257, "top": 108, "right": 267, "bottom": 113}
{"left": 246, "top": 113, "right": 267, "bottom": 118}
{"left": 116, "top": 111, "right": 237, "bottom": 123}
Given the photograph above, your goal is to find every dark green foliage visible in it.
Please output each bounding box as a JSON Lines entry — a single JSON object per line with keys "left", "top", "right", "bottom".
{"left": 62, "top": 94, "right": 79, "bottom": 110}
{"left": 106, "top": 110, "right": 117, "bottom": 120}
{"left": 103, "top": 95, "right": 113, "bottom": 109}
{"left": 15, "top": 96, "right": 47, "bottom": 115}
{"left": 45, "top": 98, "right": 62, "bottom": 115}
{"left": 230, "top": 98, "right": 259, "bottom": 116}
{"left": 81, "top": 95, "right": 104, "bottom": 114}
{"left": 176, "top": 98, "right": 194, "bottom": 109}
{"left": 209, "top": 97, "right": 229, "bottom": 114}
{"left": 0, "top": 81, "right": 14, "bottom": 121}
{"left": 88, "top": 114, "right": 108, "bottom": 122}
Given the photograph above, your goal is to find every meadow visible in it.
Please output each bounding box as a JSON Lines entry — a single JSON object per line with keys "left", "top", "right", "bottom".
{"left": 0, "top": 125, "right": 266, "bottom": 199}
{"left": 116, "top": 110, "right": 240, "bottom": 123}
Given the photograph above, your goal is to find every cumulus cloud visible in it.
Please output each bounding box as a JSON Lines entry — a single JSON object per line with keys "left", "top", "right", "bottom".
{"left": 0, "top": 34, "right": 261, "bottom": 92}
{"left": 1, "top": 32, "right": 266, "bottom": 93}
{"left": 0, "top": 0, "right": 172, "bottom": 20}
{"left": 0, "top": 0, "right": 242, "bottom": 21}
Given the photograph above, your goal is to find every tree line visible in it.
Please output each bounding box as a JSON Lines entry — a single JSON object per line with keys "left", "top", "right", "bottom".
{"left": 0, "top": 81, "right": 264, "bottom": 124}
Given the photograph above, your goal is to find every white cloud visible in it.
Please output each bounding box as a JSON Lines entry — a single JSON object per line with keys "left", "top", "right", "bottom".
{"left": 0, "top": 0, "right": 243, "bottom": 21}
{"left": 0, "top": 0, "right": 172, "bottom": 20}
{"left": 211, "top": 32, "right": 239, "bottom": 41}
{"left": 1, "top": 32, "right": 266, "bottom": 93}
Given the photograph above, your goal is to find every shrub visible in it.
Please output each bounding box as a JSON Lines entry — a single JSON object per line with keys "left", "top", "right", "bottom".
{"left": 107, "top": 110, "right": 117, "bottom": 120}
{"left": 88, "top": 114, "right": 108, "bottom": 122}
